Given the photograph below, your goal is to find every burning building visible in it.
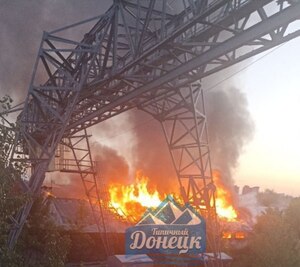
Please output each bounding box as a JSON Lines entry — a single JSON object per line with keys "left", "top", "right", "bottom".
{"left": 46, "top": 169, "right": 250, "bottom": 257}
{"left": 44, "top": 168, "right": 239, "bottom": 265}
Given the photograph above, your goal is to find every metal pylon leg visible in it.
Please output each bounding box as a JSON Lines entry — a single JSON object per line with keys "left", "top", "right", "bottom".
{"left": 140, "top": 84, "right": 222, "bottom": 267}
{"left": 62, "top": 129, "right": 112, "bottom": 256}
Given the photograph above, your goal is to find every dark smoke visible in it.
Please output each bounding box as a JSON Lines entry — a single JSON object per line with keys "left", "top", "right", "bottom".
{"left": 93, "top": 142, "right": 130, "bottom": 185}
{"left": 127, "top": 86, "right": 254, "bottom": 194}
{"left": 48, "top": 173, "right": 86, "bottom": 199}
{"left": 206, "top": 87, "right": 254, "bottom": 190}
{"left": 1, "top": 2, "right": 254, "bottom": 198}
{"left": 47, "top": 142, "right": 130, "bottom": 198}
{"left": 0, "top": 0, "right": 111, "bottom": 101}
{"left": 128, "top": 111, "right": 178, "bottom": 193}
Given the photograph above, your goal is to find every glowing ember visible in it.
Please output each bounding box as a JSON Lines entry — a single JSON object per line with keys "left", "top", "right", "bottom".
{"left": 222, "top": 232, "right": 232, "bottom": 239}
{"left": 213, "top": 170, "right": 238, "bottom": 222}
{"left": 108, "top": 173, "right": 163, "bottom": 221}
{"left": 222, "top": 231, "right": 246, "bottom": 240}
{"left": 235, "top": 232, "right": 246, "bottom": 239}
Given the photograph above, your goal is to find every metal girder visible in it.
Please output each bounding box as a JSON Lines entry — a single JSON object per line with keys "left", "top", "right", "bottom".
{"left": 63, "top": 0, "right": 300, "bottom": 135}
{"left": 7, "top": 26, "right": 104, "bottom": 248}
{"left": 62, "top": 130, "right": 112, "bottom": 256}
{"left": 140, "top": 84, "right": 221, "bottom": 259}
{"left": 3, "top": 0, "right": 300, "bottom": 261}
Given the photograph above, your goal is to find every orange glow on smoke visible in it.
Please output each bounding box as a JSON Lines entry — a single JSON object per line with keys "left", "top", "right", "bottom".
{"left": 108, "top": 173, "right": 163, "bottom": 221}
{"left": 213, "top": 170, "right": 238, "bottom": 222}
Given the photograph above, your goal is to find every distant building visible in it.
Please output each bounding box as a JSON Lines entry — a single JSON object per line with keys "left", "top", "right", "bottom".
{"left": 242, "top": 185, "right": 259, "bottom": 195}
{"left": 239, "top": 186, "right": 266, "bottom": 224}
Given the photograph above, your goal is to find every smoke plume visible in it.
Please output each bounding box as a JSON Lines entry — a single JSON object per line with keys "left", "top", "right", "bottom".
{"left": 93, "top": 142, "right": 130, "bottom": 185}
{"left": 46, "top": 142, "right": 130, "bottom": 198}
{"left": 2, "top": 2, "right": 255, "bottom": 199}
{"left": 0, "top": 0, "right": 110, "bottom": 101}
{"left": 206, "top": 87, "right": 254, "bottom": 189}
{"left": 127, "top": 86, "right": 254, "bottom": 194}
{"left": 128, "top": 111, "right": 178, "bottom": 193}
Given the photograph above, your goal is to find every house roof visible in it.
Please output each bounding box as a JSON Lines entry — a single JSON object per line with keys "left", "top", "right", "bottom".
{"left": 47, "top": 197, "right": 131, "bottom": 233}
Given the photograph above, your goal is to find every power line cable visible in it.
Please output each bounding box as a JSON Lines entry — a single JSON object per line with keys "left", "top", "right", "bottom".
{"left": 96, "top": 43, "right": 288, "bottom": 142}
{"left": 204, "top": 43, "right": 286, "bottom": 93}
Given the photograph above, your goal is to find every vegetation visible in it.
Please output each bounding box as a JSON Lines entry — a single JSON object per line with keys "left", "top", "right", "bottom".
{"left": 0, "top": 96, "right": 26, "bottom": 265}
{"left": 18, "top": 197, "right": 71, "bottom": 267}
{"left": 231, "top": 198, "right": 300, "bottom": 267}
{"left": 257, "top": 189, "right": 280, "bottom": 206}
{"left": 257, "top": 189, "right": 292, "bottom": 207}
{"left": 0, "top": 164, "right": 26, "bottom": 266}
{"left": 0, "top": 96, "right": 70, "bottom": 266}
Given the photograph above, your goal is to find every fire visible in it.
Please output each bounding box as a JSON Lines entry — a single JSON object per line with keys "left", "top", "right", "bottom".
{"left": 222, "top": 231, "right": 246, "bottom": 240}
{"left": 213, "top": 170, "right": 238, "bottom": 222}
{"left": 235, "top": 231, "right": 246, "bottom": 239}
{"left": 108, "top": 173, "right": 163, "bottom": 221}
{"left": 108, "top": 170, "right": 238, "bottom": 223}
{"left": 222, "top": 232, "right": 232, "bottom": 239}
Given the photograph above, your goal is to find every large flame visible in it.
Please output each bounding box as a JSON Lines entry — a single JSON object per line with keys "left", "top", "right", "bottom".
{"left": 108, "top": 171, "right": 238, "bottom": 222}
{"left": 108, "top": 173, "right": 163, "bottom": 221}
{"left": 213, "top": 170, "right": 238, "bottom": 222}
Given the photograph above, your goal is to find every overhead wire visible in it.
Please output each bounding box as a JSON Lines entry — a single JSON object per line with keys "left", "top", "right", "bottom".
{"left": 94, "top": 43, "right": 288, "bottom": 142}
{"left": 204, "top": 43, "right": 286, "bottom": 93}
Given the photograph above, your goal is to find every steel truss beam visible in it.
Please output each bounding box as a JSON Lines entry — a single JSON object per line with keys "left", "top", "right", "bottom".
{"left": 2, "top": 1, "right": 300, "bottom": 263}
{"left": 140, "top": 84, "right": 221, "bottom": 261}
{"left": 61, "top": 129, "right": 112, "bottom": 256}
{"left": 7, "top": 27, "right": 104, "bottom": 248}
{"left": 64, "top": 0, "right": 300, "bottom": 135}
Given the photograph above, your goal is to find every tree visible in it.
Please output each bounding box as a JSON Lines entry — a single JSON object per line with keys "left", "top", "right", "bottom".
{"left": 257, "top": 189, "right": 280, "bottom": 207}
{"left": 284, "top": 197, "right": 300, "bottom": 238}
{"left": 0, "top": 96, "right": 70, "bottom": 266}
{"left": 232, "top": 204, "right": 300, "bottom": 267}
{"left": 17, "top": 197, "right": 71, "bottom": 267}
{"left": 0, "top": 96, "right": 27, "bottom": 266}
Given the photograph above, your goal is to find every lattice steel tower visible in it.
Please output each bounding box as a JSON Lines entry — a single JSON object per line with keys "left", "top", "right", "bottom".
{"left": 2, "top": 0, "right": 300, "bottom": 265}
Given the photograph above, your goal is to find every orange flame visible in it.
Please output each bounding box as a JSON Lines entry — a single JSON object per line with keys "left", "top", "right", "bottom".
{"left": 222, "top": 232, "right": 232, "bottom": 239}
{"left": 108, "top": 173, "right": 163, "bottom": 221}
{"left": 235, "top": 232, "right": 246, "bottom": 239}
{"left": 108, "top": 170, "right": 238, "bottom": 223}
{"left": 213, "top": 170, "right": 238, "bottom": 222}
{"left": 222, "top": 231, "right": 246, "bottom": 240}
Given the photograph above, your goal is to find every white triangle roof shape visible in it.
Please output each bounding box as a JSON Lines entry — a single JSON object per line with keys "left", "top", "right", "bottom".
{"left": 168, "top": 201, "right": 183, "bottom": 220}
{"left": 137, "top": 212, "right": 165, "bottom": 225}
{"left": 185, "top": 208, "right": 202, "bottom": 225}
